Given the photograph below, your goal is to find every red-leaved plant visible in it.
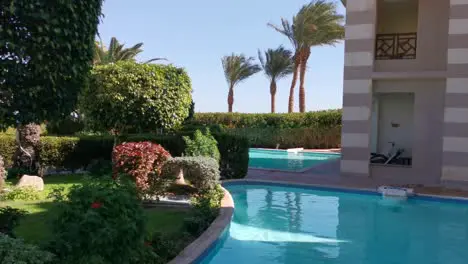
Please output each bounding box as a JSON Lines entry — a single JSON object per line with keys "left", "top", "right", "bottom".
{"left": 112, "top": 142, "right": 171, "bottom": 189}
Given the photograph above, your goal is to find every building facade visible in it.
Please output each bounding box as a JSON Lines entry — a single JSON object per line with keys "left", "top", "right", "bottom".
{"left": 340, "top": 0, "right": 468, "bottom": 186}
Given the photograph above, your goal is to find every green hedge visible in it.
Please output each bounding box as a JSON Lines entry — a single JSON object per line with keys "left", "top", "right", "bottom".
{"left": 191, "top": 110, "right": 341, "bottom": 129}
{"left": 0, "top": 136, "right": 16, "bottom": 168}
{"left": 0, "top": 133, "right": 249, "bottom": 179}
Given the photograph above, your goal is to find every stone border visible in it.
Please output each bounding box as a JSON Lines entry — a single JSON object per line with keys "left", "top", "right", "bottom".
{"left": 167, "top": 187, "right": 234, "bottom": 264}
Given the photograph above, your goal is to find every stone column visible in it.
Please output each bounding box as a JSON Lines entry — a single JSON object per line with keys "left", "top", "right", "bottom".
{"left": 341, "top": 0, "right": 377, "bottom": 177}
{"left": 441, "top": 0, "right": 468, "bottom": 183}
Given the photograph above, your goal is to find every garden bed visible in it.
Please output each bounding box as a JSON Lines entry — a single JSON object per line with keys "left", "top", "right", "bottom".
{"left": 1, "top": 174, "right": 192, "bottom": 246}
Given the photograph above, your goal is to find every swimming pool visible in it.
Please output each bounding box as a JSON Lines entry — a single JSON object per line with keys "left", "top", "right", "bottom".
{"left": 200, "top": 183, "right": 468, "bottom": 264}
{"left": 249, "top": 149, "right": 340, "bottom": 172}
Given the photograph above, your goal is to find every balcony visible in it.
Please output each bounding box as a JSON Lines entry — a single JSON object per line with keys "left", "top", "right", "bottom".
{"left": 375, "top": 33, "right": 417, "bottom": 60}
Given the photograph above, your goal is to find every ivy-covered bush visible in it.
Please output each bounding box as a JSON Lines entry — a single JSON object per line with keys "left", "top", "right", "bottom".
{"left": 0, "top": 234, "right": 55, "bottom": 264}
{"left": 0, "top": 0, "right": 103, "bottom": 129}
{"left": 183, "top": 129, "right": 220, "bottom": 161}
{"left": 0, "top": 207, "right": 26, "bottom": 238}
{"left": 162, "top": 157, "right": 220, "bottom": 192}
{"left": 80, "top": 61, "right": 192, "bottom": 134}
{"left": 50, "top": 180, "right": 157, "bottom": 263}
{"left": 113, "top": 142, "right": 171, "bottom": 189}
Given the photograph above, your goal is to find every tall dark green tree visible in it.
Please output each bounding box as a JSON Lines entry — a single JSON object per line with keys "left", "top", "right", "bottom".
{"left": 258, "top": 46, "right": 294, "bottom": 113}
{"left": 221, "top": 54, "right": 261, "bottom": 113}
{"left": 94, "top": 37, "right": 166, "bottom": 65}
{"left": 1, "top": 0, "right": 104, "bottom": 170}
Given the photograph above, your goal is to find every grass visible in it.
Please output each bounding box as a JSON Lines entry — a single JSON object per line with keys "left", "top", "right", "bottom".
{"left": 1, "top": 174, "right": 190, "bottom": 246}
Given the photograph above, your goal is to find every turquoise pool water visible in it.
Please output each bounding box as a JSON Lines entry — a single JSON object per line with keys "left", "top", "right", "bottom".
{"left": 200, "top": 184, "right": 468, "bottom": 264}
{"left": 249, "top": 149, "right": 340, "bottom": 171}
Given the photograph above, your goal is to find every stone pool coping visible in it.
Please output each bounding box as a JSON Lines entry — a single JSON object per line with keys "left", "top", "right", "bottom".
{"left": 167, "top": 187, "right": 234, "bottom": 264}
{"left": 224, "top": 179, "right": 468, "bottom": 203}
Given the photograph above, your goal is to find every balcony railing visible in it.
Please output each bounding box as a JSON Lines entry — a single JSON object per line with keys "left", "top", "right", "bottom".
{"left": 375, "top": 33, "right": 417, "bottom": 60}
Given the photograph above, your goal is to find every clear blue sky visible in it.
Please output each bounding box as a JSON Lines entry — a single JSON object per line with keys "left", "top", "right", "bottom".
{"left": 98, "top": 0, "right": 345, "bottom": 113}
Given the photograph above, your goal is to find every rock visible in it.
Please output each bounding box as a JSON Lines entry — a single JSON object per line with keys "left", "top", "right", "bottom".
{"left": 16, "top": 175, "right": 44, "bottom": 191}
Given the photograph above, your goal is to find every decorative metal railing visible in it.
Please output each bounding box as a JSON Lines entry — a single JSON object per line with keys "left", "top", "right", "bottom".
{"left": 375, "top": 33, "right": 417, "bottom": 60}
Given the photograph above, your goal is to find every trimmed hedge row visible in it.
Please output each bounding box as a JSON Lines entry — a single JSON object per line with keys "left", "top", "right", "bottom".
{"left": 0, "top": 133, "right": 249, "bottom": 179}
{"left": 190, "top": 110, "right": 342, "bottom": 129}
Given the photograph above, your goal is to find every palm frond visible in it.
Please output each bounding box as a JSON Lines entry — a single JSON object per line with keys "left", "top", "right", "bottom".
{"left": 222, "top": 54, "right": 261, "bottom": 87}
{"left": 258, "top": 46, "right": 294, "bottom": 81}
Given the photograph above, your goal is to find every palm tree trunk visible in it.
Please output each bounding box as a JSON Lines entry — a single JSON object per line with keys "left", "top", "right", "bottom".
{"left": 288, "top": 55, "right": 301, "bottom": 113}
{"left": 228, "top": 84, "right": 234, "bottom": 113}
{"left": 299, "top": 48, "right": 311, "bottom": 113}
{"left": 270, "top": 80, "right": 277, "bottom": 113}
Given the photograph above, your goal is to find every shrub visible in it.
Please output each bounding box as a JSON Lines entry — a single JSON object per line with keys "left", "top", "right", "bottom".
{"left": 80, "top": 61, "right": 192, "bottom": 134}
{"left": 113, "top": 142, "right": 171, "bottom": 189}
{"left": 148, "top": 232, "right": 193, "bottom": 263}
{"left": 214, "top": 133, "right": 249, "bottom": 179}
{"left": 45, "top": 112, "right": 85, "bottom": 136}
{"left": 87, "top": 158, "right": 113, "bottom": 177}
{"left": 183, "top": 129, "right": 220, "bottom": 161}
{"left": 162, "top": 157, "right": 220, "bottom": 192}
{"left": 191, "top": 110, "right": 342, "bottom": 129}
{"left": 50, "top": 179, "right": 152, "bottom": 263}
{"left": 0, "top": 207, "right": 27, "bottom": 237}
{"left": 184, "top": 185, "right": 224, "bottom": 237}
{"left": 0, "top": 234, "right": 55, "bottom": 264}
{"left": 0, "top": 136, "right": 15, "bottom": 168}
{"left": 1, "top": 187, "right": 41, "bottom": 201}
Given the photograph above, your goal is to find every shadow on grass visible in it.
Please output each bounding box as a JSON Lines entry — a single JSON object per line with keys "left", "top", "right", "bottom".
{"left": 12, "top": 201, "right": 59, "bottom": 245}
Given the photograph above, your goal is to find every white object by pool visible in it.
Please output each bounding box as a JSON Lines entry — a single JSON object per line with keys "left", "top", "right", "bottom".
{"left": 286, "top": 148, "right": 304, "bottom": 153}
{"left": 378, "top": 186, "right": 414, "bottom": 199}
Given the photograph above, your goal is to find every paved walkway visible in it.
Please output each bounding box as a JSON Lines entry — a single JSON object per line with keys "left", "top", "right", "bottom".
{"left": 246, "top": 159, "right": 468, "bottom": 198}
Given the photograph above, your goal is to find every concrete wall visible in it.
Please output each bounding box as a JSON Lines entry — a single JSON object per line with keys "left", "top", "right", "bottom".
{"left": 371, "top": 79, "right": 446, "bottom": 184}
{"left": 374, "top": 0, "right": 450, "bottom": 72}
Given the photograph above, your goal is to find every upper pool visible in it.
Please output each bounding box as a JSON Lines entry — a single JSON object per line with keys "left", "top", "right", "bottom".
{"left": 200, "top": 183, "right": 468, "bottom": 264}
{"left": 249, "top": 148, "right": 340, "bottom": 172}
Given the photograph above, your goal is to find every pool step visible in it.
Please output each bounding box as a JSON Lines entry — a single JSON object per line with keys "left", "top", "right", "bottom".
{"left": 287, "top": 148, "right": 304, "bottom": 153}
{"left": 378, "top": 186, "right": 414, "bottom": 199}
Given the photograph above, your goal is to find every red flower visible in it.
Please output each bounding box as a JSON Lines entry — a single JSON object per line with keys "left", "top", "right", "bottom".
{"left": 144, "top": 241, "right": 152, "bottom": 247}
{"left": 91, "top": 202, "right": 102, "bottom": 209}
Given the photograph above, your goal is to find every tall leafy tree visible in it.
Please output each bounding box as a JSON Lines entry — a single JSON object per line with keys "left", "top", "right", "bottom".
{"left": 258, "top": 46, "right": 294, "bottom": 113}
{"left": 221, "top": 54, "right": 261, "bottom": 113}
{"left": 94, "top": 37, "right": 165, "bottom": 65}
{"left": 1, "top": 0, "right": 103, "bottom": 171}
{"left": 269, "top": 0, "right": 344, "bottom": 112}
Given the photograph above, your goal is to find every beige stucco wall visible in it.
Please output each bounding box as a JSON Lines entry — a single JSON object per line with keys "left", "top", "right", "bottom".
{"left": 377, "top": 0, "right": 418, "bottom": 34}
{"left": 374, "top": 0, "right": 450, "bottom": 72}
{"left": 371, "top": 79, "right": 446, "bottom": 184}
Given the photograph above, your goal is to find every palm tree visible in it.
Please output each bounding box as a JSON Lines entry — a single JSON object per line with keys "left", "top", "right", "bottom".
{"left": 297, "top": 1, "right": 344, "bottom": 112}
{"left": 258, "top": 46, "right": 294, "bottom": 113}
{"left": 94, "top": 37, "right": 166, "bottom": 65}
{"left": 269, "top": 0, "right": 344, "bottom": 113}
{"left": 268, "top": 19, "right": 302, "bottom": 113}
{"left": 222, "top": 54, "right": 261, "bottom": 113}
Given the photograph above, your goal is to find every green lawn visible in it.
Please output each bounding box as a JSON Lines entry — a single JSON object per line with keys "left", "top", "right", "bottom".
{"left": 1, "top": 174, "right": 190, "bottom": 245}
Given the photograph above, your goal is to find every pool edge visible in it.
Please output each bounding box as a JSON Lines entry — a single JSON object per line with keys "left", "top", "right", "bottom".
{"left": 223, "top": 179, "right": 468, "bottom": 204}
{"left": 167, "top": 187, "right": 234, "bottom": 264}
